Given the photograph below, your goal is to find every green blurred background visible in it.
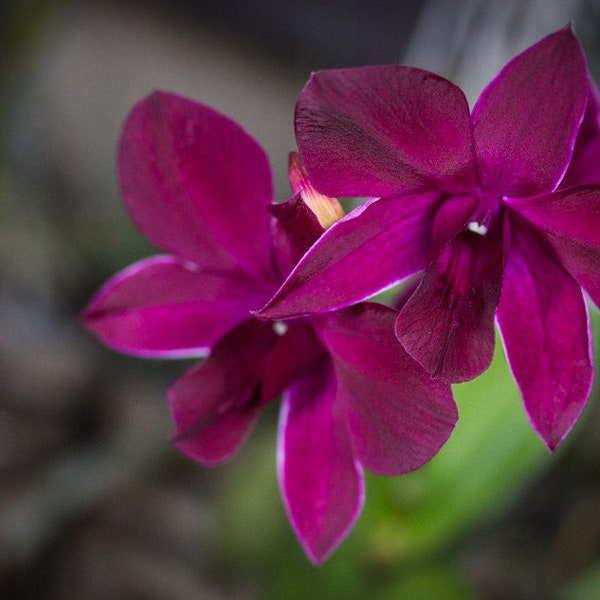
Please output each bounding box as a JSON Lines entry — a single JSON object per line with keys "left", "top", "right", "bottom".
{"left": 2, "top": 1, "right": 600, "bottom": 598}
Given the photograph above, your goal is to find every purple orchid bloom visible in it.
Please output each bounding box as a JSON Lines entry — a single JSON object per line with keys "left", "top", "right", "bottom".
{"left": 259, "top": 26, "right": 600, "bottom": 451}
{"left": 82, "top": 91, "right": 457, "bottom": 563}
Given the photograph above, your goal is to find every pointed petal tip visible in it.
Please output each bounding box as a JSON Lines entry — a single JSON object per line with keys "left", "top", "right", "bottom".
{"left": 277, "top": 376, "right": 366, "bottom": 564}
{"left": 256, "top": 298, "right": 335, "bottom": 322}
{"left": 252, "top": 302, "right": 279, "bottom": 321}
{"left": 300, "top": 537, "right": 342, "bottom": 566}
{"left": 534, "top": 401, "right": 590, "bottom": 453}
{"left": 254, "top": 292, "right": 312, "bottom": 321}
{"left": 282, "top": 456, "right": 365, "bottom": 564}
{"left": 249, "top": 308, "right": 263, "bottom": 320}
{"left": 538, "top": 426, "right": 569, "bottom": 454}
{"left": 289, "top": 466, "right": 365, "bottom": 565}
{"left": 299, "top": 537, "right": 337, "bottom": 566}
{"left": 555, "top": 22, "right": 582, "bottom": 48}
{"left": 146, "top": 88, "right": 169, "bottom": 103}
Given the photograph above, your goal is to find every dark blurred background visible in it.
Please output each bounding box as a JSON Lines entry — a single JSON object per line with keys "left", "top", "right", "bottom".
{"left": 2, "top": 1, "right": 600, "bottom": 598}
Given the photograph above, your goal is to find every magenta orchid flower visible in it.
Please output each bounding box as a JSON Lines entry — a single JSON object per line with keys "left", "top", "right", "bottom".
{"left": 259, "top": 26, "right": 600, "bottom": 451}
{"left": 82, "top": 91, "right": 457, "bottom": 563}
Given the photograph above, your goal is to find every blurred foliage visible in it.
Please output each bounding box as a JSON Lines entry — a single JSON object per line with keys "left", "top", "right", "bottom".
{"left": 559, "top": 560, "right": 600, "bottom": 599}
{"left": 1, "top": 1, "right": 56, "bottom": 87}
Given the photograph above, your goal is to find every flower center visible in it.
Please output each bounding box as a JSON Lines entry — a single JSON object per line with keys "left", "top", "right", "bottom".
{"left": 467, "top": 191, "right": 504, "bottom": 237}
{"left": 272, "top": 321, "right": 288, "bottom": 336}
{"left": 467, "top": 221, "right": 488, "bottom": 235}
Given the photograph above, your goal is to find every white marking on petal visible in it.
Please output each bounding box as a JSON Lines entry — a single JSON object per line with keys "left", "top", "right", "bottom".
{"left": 272, "top": 321, "right": 289, "bottom": 336}
{"left": 467, "top": 221, "right": 488, "bottom": 235}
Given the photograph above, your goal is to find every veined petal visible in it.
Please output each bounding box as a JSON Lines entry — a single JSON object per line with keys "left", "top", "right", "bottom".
{"left": 507, "top": 186, "right": 600, "bottom": 248}
{"left": 118, "top": 91, "right": 276, "bottom": 281}
{"left": 295, "top": 66, "right": 476, "bottom": 198}
{"left": 169, "top": 319, "right": 277, "bottom": 464}
{"left": 314, "top": 303, "right": 457, "bottom": 476}
{"left": 507, "top": 186, "right": 600, "bottom": 307}
{"left": 540, "top": 236, "right": 600, "bottom": 311}
{"left": 472, "top": 26, "right": 587, "bottom": 196}
{"left": 396, "top": 225, "right": 504, "bottom": 383}
{"left": 278, "top": 358, "right": 364, "bottom": 564}
{"left": 258, "top": 192, "right": 443, "bottom": 320}
{"left": 497, "top": 216, "right": 593, "bottom": 450}
{"left": 561, "top": 81, "right": 600, "bottom": 187}
{"left": 83, "top": 256, "right": 269, "bottom": 357}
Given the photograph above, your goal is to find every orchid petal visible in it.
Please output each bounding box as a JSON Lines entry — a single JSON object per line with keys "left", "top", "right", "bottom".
{"left": 430, "top": 193, "right": 479, "bottom": 254}
{"left": 262, "top": 321, "right": 325, "bottom": 404}
{"left": 541, "top": 237, "right": 600, "bottom": 310}
{"left": 507, "top": 186, "right": 600, "bottom": 308}
{"left": 258, "top": 192, "right": 442, "bottom": 320}
{"left": 497, "top": 216, "right": 592, "bottom": 450}
{"left": 295, "top": 66, "right": 476, "bottom": 198}
{"left": 561, "top": 81, "right": 600, "bottom": 187}
{"left": 314, "top": 303, "right": 457, "bottom": 475}
{"left": 118, "top": 91, "right": 276, "bottom": 280}
{"left": 396, "top": 225, "right": 504, "bottom": 383}
{"left": 269, "top": 195, "right": 325, "bottom": 278}
{"left": 278, "top": 358, "right": 364, "bottom": 564}
{"left": 507, "top": 186, "right": 600, "bottom": 249}
{"left": 472, "top": 26, "right": 587, "bottom": 197}
{"left": 83, "top": 256, "right": 269, "bottom": 357}
{"left": 169, "top": 319, "right": 277, "bottom": 464}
